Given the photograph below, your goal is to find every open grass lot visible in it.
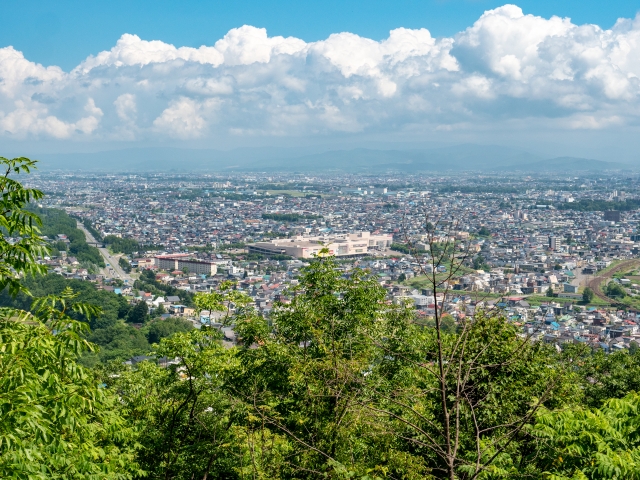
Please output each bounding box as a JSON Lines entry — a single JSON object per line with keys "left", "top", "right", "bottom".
{"left": 596, "top": 260, "right": 622, "bottom": 276}
{"left": 526, "top": 294, "right": 609, "bottom": 307}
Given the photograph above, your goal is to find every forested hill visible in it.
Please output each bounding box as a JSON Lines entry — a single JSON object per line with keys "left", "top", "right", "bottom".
{"left": 0, "top": 273, "right": 191, "bottom": 365}
{"left": 33, "top": 207, "right": 105, "bottom": 267}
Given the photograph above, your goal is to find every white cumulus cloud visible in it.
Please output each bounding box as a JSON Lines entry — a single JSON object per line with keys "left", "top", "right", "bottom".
{"left": 2, "top": 4, "right": 640, "bottom": 141}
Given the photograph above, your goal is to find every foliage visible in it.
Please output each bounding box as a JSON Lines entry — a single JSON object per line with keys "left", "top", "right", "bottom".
{"left": 0, "top": 157, "right": 49, "bottom": 296}
{"left": 146, "top": 317, "right": 193, "bottom": 344}
{"left": 583, "top": 287, "right": 594, "bottom": 303}
{"left": 606, "top": 281, "right": 627, "bottom": 299}
{"left": 477, "top": 226, "right": 491, "bottom": 237}
{"left": 36, "top": 207, "right": 105, "bottom": 267}
{"left": 391, "top": 242, "right": 424, "bottom": 254}
{"left": 0, "top": 288, "right": 140, "bottom": 479}
{"left": 126, "top": 300, "right": 149, "bottom": 324}
{"left": 119, "top": 256, "right": 132, "bottom": 273}
{"left": 134, "top": 268, "right": 194, "bottom": 306}
{"left": 531, "top": 392, "right": 640, "bottom": 479}
{"left": 104, "top": 235, "right": 143, "bottom": 254}
{"left": 557, "top": 199, "right": 640, "bottom": 211}
{"left": 105, "top": 330, "right": 257, "bottom": 480}
{"left": 80, "top": 218, "right": 102, "bottom": 241}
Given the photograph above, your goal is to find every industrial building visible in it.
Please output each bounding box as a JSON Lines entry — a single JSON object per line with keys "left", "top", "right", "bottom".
{"left": 248, "top": 231, "right": 393, "bottom": 258}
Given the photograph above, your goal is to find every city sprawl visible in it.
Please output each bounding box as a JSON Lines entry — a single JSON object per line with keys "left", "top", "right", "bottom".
{"left": 26, "top": 170, "right": 640, "bottom": 355}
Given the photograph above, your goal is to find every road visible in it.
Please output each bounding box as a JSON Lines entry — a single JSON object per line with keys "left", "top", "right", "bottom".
{"left": 77, "top": 222, "right": 133, "bottom": 284}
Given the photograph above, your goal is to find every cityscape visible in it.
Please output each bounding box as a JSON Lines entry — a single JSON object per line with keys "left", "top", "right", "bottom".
{"left": 27, "top": 170, "right": 640, "bottom": 353}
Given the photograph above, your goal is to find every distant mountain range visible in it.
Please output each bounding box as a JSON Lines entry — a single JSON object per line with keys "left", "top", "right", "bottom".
{"left": 32, "top": 144, "right": 632, "bottom": 173}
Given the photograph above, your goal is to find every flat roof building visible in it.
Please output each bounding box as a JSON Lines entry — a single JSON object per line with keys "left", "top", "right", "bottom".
{"left": 248, "top": 231, "right": 393, "bottom": 258}
{"left": 155, "top": 255, "right": 217, "bottom": 275}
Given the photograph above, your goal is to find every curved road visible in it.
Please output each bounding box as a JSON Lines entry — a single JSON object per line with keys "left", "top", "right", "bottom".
{"left": 77, "top": 222, "right": 133, "bottom": 284}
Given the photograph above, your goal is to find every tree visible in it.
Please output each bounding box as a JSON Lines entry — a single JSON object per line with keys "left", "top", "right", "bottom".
{"left": 547, "top": 285, "right": 554, "bottom": 297}
{"left": 127, "top": 300, "right": 149, "bottom": 323}
{"left": 606, "top": 282, "right": 627, "bottom": 299}
{"left": 398, "top": 272, "right": 407, "bottom": 282}
{"left": 233, "top": 253, "right": 427, "bottom": 478}
{"left": 0, "top": 289, "right": 140, "bottom": 478}
{"left": 0, "top": 157, "right": 139, "bottom": 478}
{"left": 146, "top": 317, "right": 192, "bottom": 344}
{"left": 531, "top": 392, "right": 640, "bottom": 479}
{"left": 477, "top": 226, "right": 491, "bottom": 237}
{"left": 107, "top": 330, "right": 250, "bottom": 479}
{"left": 119, "top": 256, "right": 132, "bottom": 273}
{"left": 0, "top": 157, "right": 48, "bottom": 296}
{"left": 154, "top": 303, "right": 166, "bottom": 316}
{"left": 393, "top": 210, "right": 575, "bottom": 479}
{"left": 583, "top": 286, "right": 595, "bottom": 303}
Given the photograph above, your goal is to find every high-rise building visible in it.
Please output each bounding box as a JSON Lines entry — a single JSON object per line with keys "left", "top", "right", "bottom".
{"left": 548, "top": 236, "right": 559, "bottom": 250}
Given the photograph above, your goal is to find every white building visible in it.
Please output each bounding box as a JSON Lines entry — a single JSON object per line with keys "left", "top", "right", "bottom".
{"left": 249, "top": 231, "right": 393, "bottom": 258}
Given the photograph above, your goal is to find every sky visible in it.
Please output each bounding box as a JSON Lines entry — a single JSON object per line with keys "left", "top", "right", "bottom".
{"left": 2, "top": 1, "right": 640, "bottom": 160}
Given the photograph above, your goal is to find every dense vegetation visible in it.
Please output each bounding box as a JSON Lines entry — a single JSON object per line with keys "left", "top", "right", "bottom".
{"left": 81, "top": 217, "right": 102, "bottom": 240}
{"left": 35, "top": 207, "right": 105, "bottom": 267}
{"left": 390, "top": 242, "right": 426, "bottom": 254}
{"left": 5, "top": 156, "right": 640, "bottom": 479}
{"left": 557, "top": 198, "right": 640, "bottom": 211}
{"left": 103, "top": 235, "right": 151, "bottom": 254}
{"left": 0, "top": 273, "right": 192, "bottom": 365}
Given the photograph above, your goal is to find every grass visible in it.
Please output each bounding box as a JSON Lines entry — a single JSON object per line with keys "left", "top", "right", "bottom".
{"left": 597, "top": 260, "right": 623, "bottom": 276}
{"left": 526, "top": 295, "right": 610, "bottom": 307}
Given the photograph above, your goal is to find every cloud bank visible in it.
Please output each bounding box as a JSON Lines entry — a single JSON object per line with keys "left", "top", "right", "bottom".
{"left": 1, "top": 4, "right": 640, "bottom": 142}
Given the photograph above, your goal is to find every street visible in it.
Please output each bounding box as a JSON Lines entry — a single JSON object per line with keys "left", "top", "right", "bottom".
{"left": 76, "top": 222, "right": 134, "bottom": 284}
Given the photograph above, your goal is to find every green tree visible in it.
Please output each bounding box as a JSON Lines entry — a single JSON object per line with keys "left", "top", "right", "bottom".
{"left": 127, "top": 300, "right": 149, "bottom": 324}
{"left": 583, "top": 286, "right": 595, "bottom": 303}
{"left": 531, "top": 392, "right": 640, "bottom": 479}
{"left": 0, "top": 157, "right": 139, "bottom": 478}
{"left": 0, "top": 157, "right": 48, "bottom": 296}
{"left": 606, "top": 282, "right": 627, "bottom": 299}
{"left": 477, "top": 226, "right": 491, "bottom": 237}
{"left": 154, "top": 303, "right": 166, "bottom": 316}
{"left": 107, "top": 329, "right": 289, "bottom": 479}
{"left": 547, "top": 285, "right": 555, "bottom": 297}
{"left": 146, "top": 317, "right": 193, "bottom": 344}
{"left": 234, "top": 253, "right": 428, "bottom": 478}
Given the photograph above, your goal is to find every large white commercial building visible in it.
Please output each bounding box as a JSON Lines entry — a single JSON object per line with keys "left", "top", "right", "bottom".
{"left": 248, "top": 231, "right": 393, "bottom": 258}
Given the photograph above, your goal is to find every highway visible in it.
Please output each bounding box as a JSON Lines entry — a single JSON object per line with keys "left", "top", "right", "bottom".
{"left": 77, "top": 222, "right": 133, "bottom": 284}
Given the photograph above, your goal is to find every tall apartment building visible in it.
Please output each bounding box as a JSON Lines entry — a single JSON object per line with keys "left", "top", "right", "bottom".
{"left": 249, "top": 231, "right": 393, "bottom": 258}
{"left": 155, "top": 254, "right": 217, "bottom": 275}
{"left": 548, "top": 236, "right": 559, "bottom": 250}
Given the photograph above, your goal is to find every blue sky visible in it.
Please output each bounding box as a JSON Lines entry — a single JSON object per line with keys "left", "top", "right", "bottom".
{"left": 2, "top": 1, "right": 640, "bottom": 160}
{"left": 3, "top": 0, "right": 638, "bottom": 71}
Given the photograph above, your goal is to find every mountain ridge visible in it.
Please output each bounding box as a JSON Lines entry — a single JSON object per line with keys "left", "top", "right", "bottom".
{"left": 31, "top": 145, "right": 632, "bottom": 172}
